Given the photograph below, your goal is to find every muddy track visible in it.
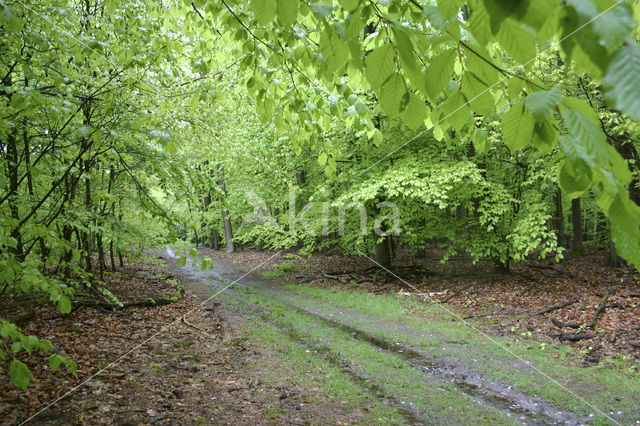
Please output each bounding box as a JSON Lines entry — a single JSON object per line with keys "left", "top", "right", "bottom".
{"left": 161, "top": 249, "right": 584, "bottom": 425}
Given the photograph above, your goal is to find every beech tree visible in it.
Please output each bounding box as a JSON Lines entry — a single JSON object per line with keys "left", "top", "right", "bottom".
{"left": 2, "top": 0, "right": 640, "bottom": 389}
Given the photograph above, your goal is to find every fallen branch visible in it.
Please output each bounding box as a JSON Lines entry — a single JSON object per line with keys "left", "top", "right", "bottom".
{"left": 182, "top": 316, "right": 205, "bottom": 331}
{"left": 464, "top": 310, "right": 523, "bottom": 319}
{"left": 442, "top": 282, "right": 475, "bottom": 302}
{"left": 551, "top": 318, "right": 581, "bottom": 329}
{"left": 532, "top": 299, "right": 579, "bottom": 316}
{"left": 588, "top": 289, "right": 615, "bottom": 329}
{"left": 322, "top": 272, "right": 348, "bottom": 284}
{"left": 551, "top": 332, "right": 597, "bottom": 342}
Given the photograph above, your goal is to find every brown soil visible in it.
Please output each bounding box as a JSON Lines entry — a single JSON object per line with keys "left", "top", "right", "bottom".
{"left": 0, "top": 260, "right": 356, "bottom": 425}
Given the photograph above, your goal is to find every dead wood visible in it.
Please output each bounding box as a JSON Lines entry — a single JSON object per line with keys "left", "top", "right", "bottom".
{"left": 588, "top": 289, "right": 615, "bottom": 329}
{"left": 532, "top": 299, "right": 579, "bottom": 316}
{"left": 551, "top": 318, "right": 581, "bottom": 329}
{"left": 464, "top": 310, "right": 523, "bottom": 319}
{"left": 551, "top": 333, "right": 597, "bottom": 342}
{"left": 442, "top": 282, "right": 475, "bottom": 302}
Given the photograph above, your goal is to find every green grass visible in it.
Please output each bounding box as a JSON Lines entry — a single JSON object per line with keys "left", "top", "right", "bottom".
{"left": 260, "top": 262, "right": 298, "bottom": 278}
{"left": 267, "top": 283, "right": 640, "bottom": 424}
{"left": 236, "top": 286, "right": 516, "bottom": 424}
{"left": 249, "top": 321, "right": 404, "bottom": 423}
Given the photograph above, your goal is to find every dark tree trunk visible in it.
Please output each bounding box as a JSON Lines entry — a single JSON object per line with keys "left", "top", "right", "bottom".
{"left": 209, "top": 229, "right": 219, "bottom": 250}
{"left": 554, "top": 187, "right": 565, "bottom": 248}
{"left": 296, "top": 169, "right": 306, "bottom": 185}
{"left": 83, "top": 176, "right": 93, "bottom": 272}
{"left": 571, "top": 197, "right": 583, "bottom": 254}
{"left": 607, "top": 224, "right": 625, "bottom": 267}
{"left": 97, "top": 233, "right": 105, "bottom": 281}
{"left": 374, "top": 235, "right": 392, "bottom": 268}
{"left": 109, "top": 239, "right": 116, "bottom": 271}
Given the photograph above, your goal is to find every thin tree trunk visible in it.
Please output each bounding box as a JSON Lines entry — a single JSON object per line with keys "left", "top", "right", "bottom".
{"left": 97, "top": 233, "right": 105, "bottom": 281}
{"left": 217, "top": 164, "right": 234, "bottom": 253}
{"left": 109, "top": 239, "right": 116, "bottom": 271}
{"left": 374, "top": 234, "right": 392, "bottom": 268}
{"left": 209, "top": 229, "right": 219, "bottom": 250}
{"left": 554, "top": 187, "right": 565, "bottom": 248}
{"left": 83, "top": 176, "right": 93, "bottom": 272}
{"left": 608, "top": 224, "right": 625, "bottom": 267}
{"left": 571, "top": 197, "right": 583, "bottom": 254}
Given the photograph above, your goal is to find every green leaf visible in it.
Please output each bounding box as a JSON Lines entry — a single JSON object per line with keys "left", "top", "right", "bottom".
{"left": 465, "top": 47, "right": 500, "bottom": 86}
{"left": 365, "top": 46, "right": 395, "bottom": 91}
{"left": 49, "top": 354, "right": 62, "bottom": 371}
{"left": 58, "top": 296, "right": 71, "bottom": 314}
{"left": 560, "top": 108, "right": 609, "bottom": 166}
{"left": 379, "top": 73, "right": 407, "bottom": 117}
{"left": 436, "top": 0, "right": 461, "bottom": 21}
{"left": 424, "top": 49, "right": 456, "bottom": 100}
{"left": 10, "top": 359, "right": 33, "bottom": 390}
{"left": 532, "top": 119, "right": 558, "bottom": 154}
{"left": 495, "top": 18, "right": 537, "bottom": 65}
{"left": 277, "top": 0, "right": 298, "bottom": 26}
{"left": 524, "top": 87, "right": 562, "bottom": 121}
{"left": 399, "top": 93, "right": 428, "bottom": 130}
{"left": 558, "top": 159, "right": 592, "bottom": 198}
{"left": 520, "top": 0, "right": 561, "bottom": 31}
{"left": 176, "top": 255, "right": 187, "bottom": 267}
{"left": 472, "top": 129, "right": 490, "bottom": 154}
{"left": 251, "top": 0, "right": 277, "bottom": 25}
{"left": 392, "top": 26, "right": 418, "bottom": 72}
{"left": 592, "top": 4, "right": 633, "bottom": 51}
{"left": 461, "top": 72, "right": 494, "bottom": 115}
{"left": 319, "top": 27, "right": 350, "bottom": 73}
{"left": 609, "top": 192, "right": 640, "bottom": 267}
{"left": 603, "top": 41, "right": 640, "bottom": 122}
{"left": 441, "top": 89, "right": 471, "bottom": 131}
{"left": 318, "top": 152, "right": 327, "bottom": 166}
{"left": 501, "top": 101, "right": 534, "bottom": 151}
{"left": 560, "top": 97, "right": 599, "bottom": 125}
{"left": 469, "top": 0, "right": 492, "bottom": 45}
{"left": 338, "top": 0, "right": 360, "bottom": 11}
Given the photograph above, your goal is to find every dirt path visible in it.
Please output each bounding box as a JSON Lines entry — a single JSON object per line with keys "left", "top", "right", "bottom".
{"left": 161, "top": 248, "right": 640, "bottom": 425}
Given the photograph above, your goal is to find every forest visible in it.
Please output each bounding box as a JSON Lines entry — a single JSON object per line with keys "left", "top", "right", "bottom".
{"left": 2, "top": 0, "right": 640, "bottom": 424}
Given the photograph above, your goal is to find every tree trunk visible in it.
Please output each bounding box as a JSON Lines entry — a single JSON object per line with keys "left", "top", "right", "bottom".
{"left": 109, "top": 239, "right": 116, "bottom": 271}
{"left": 571, "top": 197, "right": 583, "bottom": 254}
{"left": 296, "top": 169, "right": 306, "bottom": 185}
{"left": 554, "top": 187, "right": 565, "bottom": 248}
{"left": 374, "top": 235, "right": 392, "bottom": 268}
{"left": 221, "top": 208, "right": 234, "bottom": 253}
{"left": 209, "top": 229, "right": 219, "bottom": 250}
{"left": 83, "top": 176, "right": 93, "bottom": 272}
{"left": 607, "top": 224, "right": 625, "bottom": 267}
{"left": 97, "top": 233, "right": 105, "bottom": 281}
{"left": 217, "top": 164, "right": 234, "bottom": 253}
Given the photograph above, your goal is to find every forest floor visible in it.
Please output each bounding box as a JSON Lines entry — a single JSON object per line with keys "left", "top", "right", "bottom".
{"left": 1, "top": 247, "right": 640, "bottom": 424}
{"left": 205, "top": 246, "right": 640, "bottom": 361}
